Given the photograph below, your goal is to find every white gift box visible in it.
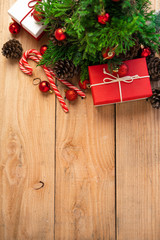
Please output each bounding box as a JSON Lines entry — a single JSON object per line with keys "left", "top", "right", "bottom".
{"left": 8, "top": 0, "right": 46, "bottom": 40}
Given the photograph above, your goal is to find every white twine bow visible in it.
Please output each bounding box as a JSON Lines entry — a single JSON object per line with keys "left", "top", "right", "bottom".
{"left": 90, "top": 68, "right": 149, "bottom": 102}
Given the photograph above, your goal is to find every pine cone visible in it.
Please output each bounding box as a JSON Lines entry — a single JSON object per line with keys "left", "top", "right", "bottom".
{"left": 2, "top": 39, "right": 23, "bottom": 59}
{"left": 149, "top": 88, "right": 160, "bottom": 109}
{"left": 147, "top": 48, "right": 155, "bottom": 60}
{"left": 130, "top": 0, "right": 136, "bottom": 5}
{"left": 53, "top": 60, "right": 79, "bottom": 80}
{"left": 118, "top": 37, "right": 140, "bottom": 60}
{"left": 49, "top": 33, "right": 67, "bottom": 46}
{"left": 147, "top": 57, "right": 160, "bottom": 81}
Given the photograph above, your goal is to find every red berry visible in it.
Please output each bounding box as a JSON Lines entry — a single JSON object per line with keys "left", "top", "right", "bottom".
{"left": 65, "top": 89, "right": 78, "bottom": 101}
{"left": 9, "top": 22, "right": 21, "bottom": 34}
{"left": 78, "top": 80, "right": 90, "bottom": 90}
{"left": 40, "top": 45, "right": 48, "bottom": 55}
{"left": 98, "top": 13, "right": 110, "bottom": 24}
{"left": 141, "top": 48, "right": 151, "bottom": 58}
{"left": 32, "top": 10, "right": 43, "bottom": 22}
{"left": 117, "top": 63, "right": 128, "bottom": 77}
{"left": 39, "top": 81, "right": 50, "bottom": 92}
{"left": 102, "top": 47, "right": 115, "bottom": 60}
{"left": 54, "top": 28, "right": 67, "bottom": 41}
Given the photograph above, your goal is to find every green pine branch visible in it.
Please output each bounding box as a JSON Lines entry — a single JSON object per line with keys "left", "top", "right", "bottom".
{"left": 37, "top": 0, "right": 160, "bottom": 81}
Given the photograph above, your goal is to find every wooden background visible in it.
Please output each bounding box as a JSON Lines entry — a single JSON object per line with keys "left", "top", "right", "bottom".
{"left": 0, "top": 0, "right": 160, "bottom": 239}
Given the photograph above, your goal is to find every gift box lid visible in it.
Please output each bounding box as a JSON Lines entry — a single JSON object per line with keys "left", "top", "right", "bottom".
{"left": 8, "top": 0, "right": 46, "bottom": 39}
{"left": 88, "top": 58, "right": 152, "bottom": 106}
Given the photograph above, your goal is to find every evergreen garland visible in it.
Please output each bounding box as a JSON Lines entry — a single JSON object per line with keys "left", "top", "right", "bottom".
{"left": 36, "top": 0, "right": 160, "bottom": 81}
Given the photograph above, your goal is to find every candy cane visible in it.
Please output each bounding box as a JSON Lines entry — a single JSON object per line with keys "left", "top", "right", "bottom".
{"left": 48, "top": 68, "right": 86, "bottom": 98}
{"left": 25, "top": 54, "right": 86, "bottom": 98}
{"left": 19, "top": 49, "right": 69, "bottom": 113}
{"left": 19, "top": 49, "right": 41, "bottom": 75}
{"left": 19, "top": 49, "right": 86, "bottom": 112}
{"left": 20, "top": 50, "right": 86, "bottom": 98}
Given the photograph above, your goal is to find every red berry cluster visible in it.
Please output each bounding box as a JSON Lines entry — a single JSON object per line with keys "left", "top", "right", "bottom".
{"left": 98, "top": 13, "right": 110, "bottom": 24}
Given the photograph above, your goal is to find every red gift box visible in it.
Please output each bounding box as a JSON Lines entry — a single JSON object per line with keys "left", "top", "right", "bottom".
{"left": 88, "top": 58, "right": 152, "bottom": 106}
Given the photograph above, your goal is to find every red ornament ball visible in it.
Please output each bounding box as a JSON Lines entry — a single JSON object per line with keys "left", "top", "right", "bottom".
{"left": 117, "top": 63, "right": 128, "bottom": 77}
{"left": 39, "top": 81, "right": 50, "bottom": 92}
{"left": 65, "top": 89, "right": 78, "bottom": 101}
{"left": 40, "top": 45, "right": 48, "bottom": 55}
{"left": 9, "top": 22, "right": 21, "bottom": 34}
{"left": 98, "top": 13, "right": 110, "bottom": 24}
{"left": 141, "top": 47, "right": 151, "bottom": 58}
{"left": 54, "top": 28, "right": 67, "bottom": 41}
{"left": 112, "top": 0, "right": 121, "bottom": 2}
{"left": 78, "top": 80, "right": 90, "bottom": 90}
{"left": 102, "top": 47, "right": 115, "bottom": 60}
{"left": 32, "top": 9, "right": 43, "bottom": 22}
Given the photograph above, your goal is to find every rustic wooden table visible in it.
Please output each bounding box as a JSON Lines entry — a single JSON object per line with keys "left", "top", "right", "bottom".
{"left": 0, "top": 0, "right": 160, "bottom": 239}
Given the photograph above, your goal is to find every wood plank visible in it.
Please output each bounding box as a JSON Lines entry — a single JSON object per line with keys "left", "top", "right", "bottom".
{"left": 55, "top": 83, "right": 115, "bottom": 240}
{"left": 154, "top": 0, "right": 160, "bottom": 9}
{"left": 116, "top": 100, "right": 160, "bottom": 240}
{"left": 0, "top": 1, "right": 55, "bottom": 239}
{"left": 116, "top": 2, "right": 160, "bottom": 238}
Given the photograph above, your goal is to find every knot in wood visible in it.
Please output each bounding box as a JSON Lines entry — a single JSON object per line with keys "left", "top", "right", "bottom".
{"left": 33, "top": 181, "right": 44, "bottom": 190}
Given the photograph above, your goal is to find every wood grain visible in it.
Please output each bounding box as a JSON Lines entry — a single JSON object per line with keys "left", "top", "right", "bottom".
{"left": 0, "top": 1, "right": 55, "bottom": 239}
{"left": 116, "top": 2, "right": 160, "bottom": 240}
{"left": 55, "top": 84, "right": 115, "bottom": 240}
{"left": 1, "top": 0, "right": 160, "bottom": 239}
{"left": 116, "top": 100, "right": 160, "bottom": 240}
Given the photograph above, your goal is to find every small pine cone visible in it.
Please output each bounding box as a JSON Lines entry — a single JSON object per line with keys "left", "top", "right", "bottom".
{"left": 130, "top": 0, "right": 136, "bottom": 5}
{"left": 2, "top": 39, "right": 23, "bottom": 59}
{"left": 147, "top": 57, "right": 160, "bottom": 81}
{"left": 53, "top": 60, "right": 79, "bottom": 80}
{"left": 49, "top": 34, "right": 67, "bottom": 46}
{"left": 118, "top": 37, "right": 140, "bottom": 60}
{"left": 149, "top": 88, "right": 160, "bottom": 109}
{"left": 147, "top": 48, "right": 155, "bottom": 60}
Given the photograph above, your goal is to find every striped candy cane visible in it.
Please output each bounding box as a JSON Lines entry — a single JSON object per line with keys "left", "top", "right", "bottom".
{"left": 24, "top": 54, "right": 86, "bottom": 99}
{"left": 48, "top": 68, "right": 86, "bottom": 98}
{"left": 20, "top": 51, "right": 86, "bottom": 98}
{"left": 19, "top": 49, "right": 86, "bottom": 112}
{"left": 20, "top": 49, "right": 86, "bottom": 96}
{"left": 19, "top": 49, "right": 69, "bottom": 113}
